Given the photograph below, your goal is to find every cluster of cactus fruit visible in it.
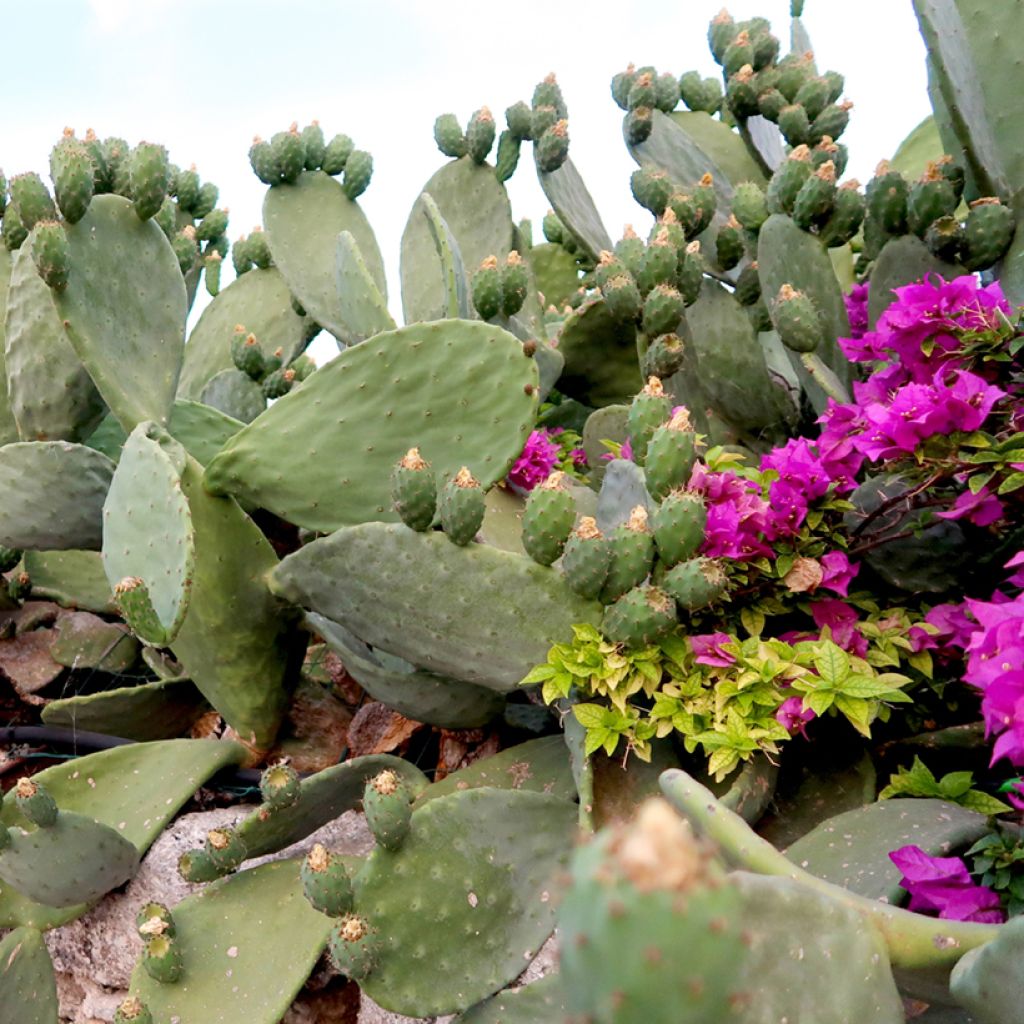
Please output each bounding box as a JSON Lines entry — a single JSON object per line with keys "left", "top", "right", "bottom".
{"left": 3, "top": 1, "right": 1024, "bottom": 1021}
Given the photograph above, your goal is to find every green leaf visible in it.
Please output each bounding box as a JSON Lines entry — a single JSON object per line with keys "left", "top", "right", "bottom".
{"left": 740, "top": 607, "right": 765, "bottom": 638}
{"left": 813, "top": 641, "right": 850, "bottom": 687}
{"left": 520, "top": 663, "right": 558, "bottom": 686}
{"left": 958, "top": 791, "right": 1013, "bottom": 815}
{"left": 572, "top": 703, "right": 609, "bottom": 730}
{"left": 998, "top": 471, "right": 1024, "bottom": 495}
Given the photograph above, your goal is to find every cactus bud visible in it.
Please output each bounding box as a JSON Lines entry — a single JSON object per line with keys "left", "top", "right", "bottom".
{"left": 536, "top": 119, "right": 570, "bottom": 173}
{"left": 205, "top": 826, "right": 246, "bottom": 872}
{"left": 644, "top": 409, "right": 700, "bottom": 502}
{"left": 772, "top": 283, "right": 823, "bottom": 353}
{"left": 623, "top": 106, "right": 654, "bottom": 145}
{"left": 466, "top": 107, "right": 496, "bottom": 165}
{"left": 143, "top": 934, "right": 183, "bottom": 984}
{"left": 301, "top": 842, "right": 354, "bottom": 917}
{"left": 136, "top": 902, "right": 176, "bottom": 940}
{"left": 505, "top": 100, "right": 533, "bottom": 141}
{"left": 301, "top": 120, "right": 326, "bottom": 170}
{"left": 342, "top": 149, "right": 373, "bottom": 200}
{"left": 433, "top": 113, "right": 468, "bottom": 159}
{"left": 15, "top": 776, "right": 58, "bottom": 828}
{"left": 363, "top": 770, "right": 413, "bottom": 851}
{"left": 270, "top": 125, "right": 305, "bottom": 185}
{"left": 49, "top": 135, "right": 94, "bottom": 224}
{"left": 260, "top": 761, "right": 301, "bottom": 809}
{"left": 439, "top": 467, "right": 485, "bottom": 545}
{"left": 114, "top": 998, "right": 153, "bottom": 1024}
{"left": 329, "top": 914, "right": 378, "bottom": 981}
{"left": 31, "top": 221, "right": 70, "bottom": 291}
{"left": 392, "top": 448, "right": 438, "bottom": 532}
{"left": 128, "top": 142, "right": 170, "bottom": 220}
{"left": 322, "top": 133, "right": 355, "bottom": 176}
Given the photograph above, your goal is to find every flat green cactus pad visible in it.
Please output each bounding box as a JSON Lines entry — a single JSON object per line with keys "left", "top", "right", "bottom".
{"left": 204, "top": 319, "right": 539, "bottom": 533}
{"left": 334, "top": 229, "right": 396, "bottom": 345}
{"left": 270, "top": 522, "right": 602, "bottom": 689}
{"left": 868, "top": 235, "right": 961, "bottom": 327}
{"left": 23, "top": 549, "right": 116, "bottom": 613}
{"left": 129, "top": 859, "right": 331, "bottom": 1024}
{"left": 950, "top": 914, "right": 1024, "bottom": 1024}
{"left": 52, "top": 194, "right": 186, "bottom": 430}
{"left": 455, "top": 975, "right": 566, "bottom": 1024}
{"left": 263, "top": 170, "right": 386, "bottom": 343}
{"left": 0, "top": 928, "right": 58, "bottom": 1024}
{"left": 0, "top": 248, "right": 25, "bottom": 445}
{"left": 535, "top": 155, "right": 613, "bottom": 261}
{"left": 419, "top": 191, "right": 472, "bottom": 319}
{"left": 354, "top": 788, "right": 576, "bottom": 1016}
{"left": 199, "top": 368, "right": 266, "bottom": 423}
{"left": 555, "top": 297, "right": 641, "bottom": 408}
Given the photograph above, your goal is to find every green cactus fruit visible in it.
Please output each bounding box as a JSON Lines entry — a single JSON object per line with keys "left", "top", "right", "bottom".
{"left": 391, "top": 448, "right": 438, "bottom": 532}
{"left": 602, "top": 585, "right": 677, "bottom": 647}
{"left": 114, "top": 997, "right": 153, "bottom": 1024}
{"left": 677, "top": 241, "right": 704, "bottom": 307}
{"left": 171, "top": 226, "right": 198, "bottom": 275}
{"left": 691, "top": 174, "right": 717, "bottom": 237}
{"left": 600, "top": 273, "right": 643, "bottom": 325}
{"left": 627, "top": 377, "right": 672, "bottom": 467}
{"left": 30, "top": 220, "right": 71, "bottom": 291}
{"left": 521, "top": 472, "right": 576, "bottom": 566}
{"left": 772, "top": 283, "right": 823, "bottom": 353}
{"left": 205, "top": 826, "right": 246, "bottom": 873}
{"left": 811, "top": 137, "right": 845, "bottom": 175}
{"left": 472, "top": 255, "right": 502, "bottom": 320}
{"left": 746, "top": 299, "right": 772, "bottom": 335}
{"left": 433, "top": 113, "right": 468, "bottom": 159}
{"left": 494, "top": 130, "right": 520, "bottom": 183}
{"left": 636, "top": 230, "right": 678, "bottom": 294}
{"left": 936, "top": 155, "right": 966, "bottom": 201}
{"left": 301, "top": 121, "right": 326, "bottom": 170}
{"left": 8, "top": 571, "right": 30, "bottom": 602}
{"left": 152, "top": 197, "right": 176, "bottom": 239}
{"left": 907, "top": 165, "right": 958, "bottom": 238}
{"left": 627, "top": 71, "right": 657, "bottom": 111}
{"left": 103, "top": 137, "right": 132, "bottom": 196}
{"left": 623, "top": 106, "right": 653, "bottom": 146}
{"left": 734, "top": 262, "right": 761, "bottom": 305}
{"left": 3, "top": 201, "right": 27, "bottom": 250}
{"left": 0, "top": 546, "right": 22, "bottom": 573}
{"left": 708, "top": 8, "right": 737, "bottom": 63}
{"left": 654, "top": 72, "right": 679, "bottom": 112}
{"left": 652, "top": 490, "right": 707, "bottom": 567}
{"left": 328, "top": 914, "right": 378, "bottom": 981}
{"left": 259, "top": 761, "right": 301, "bottom": 809}
{"left": 614, "top": 225, "right": 646, "bottom": 279}
{"left": 342, "top": 149, "right": 373, "bottom": 199}
{"left": 611, "top": 64, "right": 637, "bottom": 110}
{"left": 14, "top": 776, "right": 58, "bottom": 827}
{"left": 49, "top": 131, "right": 95, "bottom": 223}
{"left": 234, "top": 230, "right": 265, "bottom": 272}
{"left": 644, "top": 409, "right": 700, "bottom": 502}
{"left": 321, "top": 133, "right": 354, "bottom": 175}
{"left": 751, "top": 28, "right": 780, "bottom": 69}
{"left": 128, "top": 142, "right": 170, "bottom": 221}
{"left": 678, "top": 71, "right": 722, "bottom": 114}
{"left": 963, "top": 197, "right": 1016, "bottom": 271}
{"left": 642, "top": 332, "right": 686, "bottom": 379}
{"left": 192, "top": 181, "right": 218, "bottom": 219}
{"left": 536, "top": 120, "right": 570, "bottom": 173}
{"left": 231, "top": 236, "right": 253, "bottom": 276}
{"left": 289, "top": 353, "right": 317, "bottom": 381}
{"left": 174, "top": 164, "right": 201, "bottom": 211}
{"left": 730, "top": 182, "right": 768, "bottom": 233}
{"left": 532, "top": 72, "right": 567, "bottom": 117}
{"left": 500, "top": 251, "right": 529, "bottom": 316}
{"left": 560, "top": 798, "right": 748, "bottom": 1024}
{"left": 262, "top": 346, "right": 284, "bottom": 376}
{"left": 248, "top": 136, "right": 277, "bottom": 184}
{"left": 143, "top": 935, "right": 183, "bottom": 984}
{"left": 542, "top": 210, "right": 565, "bottom": 245}
{"left": 766, "top": 145, "right": 813, "bottom": 216}
{"left": 641, "top": 283, "right": 685, "bottom": 338}
{"left": 439, "top": 467, "right": 486, "bottom": 546}
{"left": 778, "top": 103, "right": 811, "bottom": 147}
{"left": 594, "top": 249, "right": 628, "bottom": 290}
{"left": 113, "top": 576, "right": 171, "bottom": 645}
{"left": 630, "top": 168, "right": 671, "bottom": 217}
{"left": 301, "top": 842, "right": 354, "bottom": 917}
{"left": 505, "top": 100, "right": 533, "bottom": 141}
{"left": 529, "top": 105, "right": 559, "bottom": 142}
{"left": 865, "top": 162, "right": 909, "bottom": 237}
{"left": 177, "top": 848, "right": 223, "bottom": 883}
{"left": 81, "top": 129, "right": 110, "bottom": 192}
{"left": 757, "top": 87, "right": 787, "bottom": 122}
{"left": 819, "top": 179, "right": 865, "bottom": 248}
{"left": 195, "top": 206, "right": 228, "bottom": 243}
{"left": 10, "top": 172, "right": 57, "bottom": 231}
{"left": 205, "top": 234, "right": 229, "bottom": 260}
{"left": 924, "top": 214, "right": 965, "bottom": 263}
{"left": 363, "top": 769, "right": 414, "bottom": 851}
{"left": 561, "top": 517, "right": 612, "bottom": 601}
{"left": 663, "top": 556, "right": 728, "bottom": 611}
{"left": 794, "top": 77, "right": 831, "bottom": 121}
{"left": 466, "top": 107, "right": 496, "bottom": 165}
{"left": 261, "top": 367, "right": 295, "bottom": 399}
{"left": 715, "top": 216, "right": 745, "bottom": 271}
{"left": 792, "top": 160, "right": 837, "bottom": 230}
{"left": 722, "top": 30, "right": 754, "bottom": 77}
{"left": 204, "top": 252, "right": 220, "bottom": 296}
{"left": 600, "top": 506, "right": 656, "bottom": 605}
{"left": 136, "top": 902, "right": 175, "bottom": 942}
{"left": 270, "top": 124, "right": 305, "bottom": 185}
{"left": 809, "top": 100, "right": 852, "bottom": 144}
{"left": 726, "top": 65, "right": 760, "bottom": 119}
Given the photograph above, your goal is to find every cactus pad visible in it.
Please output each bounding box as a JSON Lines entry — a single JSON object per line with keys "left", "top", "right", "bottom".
{"left": 0, "top": 928, "right": 58, "bottom": 1024}
{"left": 334, "top": 229, "right": 395, "bottom": 345}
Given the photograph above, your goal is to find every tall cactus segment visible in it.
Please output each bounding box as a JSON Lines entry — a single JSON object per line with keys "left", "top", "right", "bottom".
{"left": 535, "top": 155, "right": 613, "bottom": 261}
{"left": 270, "top": 522, "right": 602, "bottom": 689}
{"left": 334, "top": 229, "right": 396, "bottom": 344}
{"left": 48, "top": 195, "right": 186, "bottom": 430}
{"left": 418, "top": 192, "right": 472, "bottom": 319}
{"left": 0, "top": 249, "right": 20, "bottom": 445}
{"left": 204, "top": 320, "right": 539, "bottom": 533}
{"left": 263, "top": 170, "right": 385, "bottom": 343}
{"left": 129, "top": 861, "right": 332, "bottom": 1024}
{"left": 352, "top": 788, "right": 576, "bottom": 1017}
{"left": 4, "top": 241, "right": 105, "bottom": 442}
{"left": 0, "top": 928, "right": 59, "bottom": 1024}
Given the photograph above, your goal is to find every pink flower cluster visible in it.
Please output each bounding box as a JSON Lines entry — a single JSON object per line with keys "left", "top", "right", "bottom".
{"left": 889, "top": 845, "right": 1004, "bottom": 923}
{"left": 507, "top": 430, "right": 560, "bottom": 490}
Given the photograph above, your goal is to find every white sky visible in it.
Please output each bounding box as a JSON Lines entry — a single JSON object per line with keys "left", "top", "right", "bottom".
{"left": 6, "top": 1, "right": 931, "bottom": 367}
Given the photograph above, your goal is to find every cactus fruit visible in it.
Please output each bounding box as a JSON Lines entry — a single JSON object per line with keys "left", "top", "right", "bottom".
{"left": 623, "top": 106, "right": 654, "bottom": 145}
{"left": 778, "top": 103, "right": 811, "bottom": 147}
{"left": 391, "top": 448, "right": 438, "bottom": 532}
{"left": 500, "top": 251, "right": 528, "bottom": 316}
{"left": 530, "top": 105, "right": 559, "bottom": 141}
{"left": 602, "top": 585, "right": 677, "bottom": 647}
{"left": 49, "top": 131, "right": 95, "bottom": 223}
{"left": 600, "top": 506, "right": 656, "bottom": 604}
{"left": 522, "top": 472, "right": 576, "bottom": 566}
{"left": 715, "top": 215, "right": 745, "bottom": 270}
{"left": 270, "top": 125, "right": 305, "bottom": 185}
{"left": 8, "top": 571, "right": 30, "bottom": 602}
{"left": 642, "top": 332, "right": 686, "bottom": 380}
{"left": 644, "top": 409, "right": 700, "bottom": 501}
{"left": 301, "top": 842, "right": 354, "bottom": 917}
{"left": 301, "top": 121, "right": 326, "bottom": 170}
{"left": 757, "top": 87, "right": 787, "bottom": 122}
{"left": 114, "top": 998, "right": 153, "bottom": 1024}
{"left": 472, "top": 255, "right": 502, "bottom": 320}
{"left": 733, "top": 263, "right": 761, "bottom": 305}
{"left": 434, "top": 113, "right": 468, "bottom": 159}
{"left": 249, "top": 137, "right": 277, "bottom": 185}
{"left": 363, "top": 770, "right": 413, "bottom": 851}
{"left": 627, "top": 377, "right": 672, "bottom": 466}
{"left": 30, "top": 220, "right": 70, "bottom": 290}
{"left": 171, "top": 226, "right": 198, "bottom": 274}
{"left": 466, "top": 107, "right": 496, "bottom": 165}
{"left": 204, "top": 251, "right": 221, "bottom": 296}
{"left": 766, "top": 146, "right": 813, "bottom": 216}
{"left": 261, "top": 367, "right": 295, "bottom": 399}
{"left": 231, "top": 331, "right": 266, "bottom": 380}
{"left": 533, "top": 72, "right": 568, "bottom": 117}
{"left": 642, "top": 283, "right": 685, "bottom": 337}
{"left": 205, "top": 827, "right": 247, "bottom": 873}
{"left": 3, "top": 202, "right": 28, "bottom": 250}
{"left": 177, "top": 848, "right": 223, "bottom": 883}
{"left": 505, "top": 100, "right": 533, "bottom": 141}
{"left": 866, "top": 161, "right": 909, "bottom": 235}
{"left": 439, "top": 467, "right": 485, "bottom": 546}
{"left": 963, "top": 198, "right": 1016, "bottom": 271}
{"left": 630, "top": 168, "right": 672, "bottom": 217}
{"left": 678, "top": 71, "right": 722, "bottom": 114}
{"left": 14, "top": 776, "right": 58, "bottom": 827}
{"left": 809, "top": 100, "right": 852, "bottom": 144}
{"left": 662, "top": 557, "right": 728, "bottom": 611}
{"left": 562, "top": 517, "right": 613, "bottom": 600}
{"left": 819, "top": 180, "right": 865, "bottom": 248}
{"left": 114, "top": 577, "right": 171, "bottom": 646}
{"left": 772, "top": 283, "right": 824, "bottom": 353}
{"left": 260, "top": 761, "right": 301, "bottom": 809}
{"left": 560, "top": 798, "right": 748, "bottom": 1024}
{"left": 10, "top": 172, "right": 57, "bottom": 231}
{"left": 652, "top": 491, "right": 707, "bottom": 567}
{"left": 136, "top": 903, "right": 175, "bottom": 941}
{"left": 142, "top": 935, "right": 183, "bottom": 984}
{"left": 342, "top": 149, "right": 373, "bottom": 199}
{"left": 726, "top": 65, "right": 760, "bottom": 119}
{"left": 907, "top": 165, "right": 958, "bottom": 238}
{"left": 925, "top": 214, "right": 966, "bottom": 263}
{"left": 792, "top": 161, "right": 837, "bottom": 230}
{"left": 128, "top": 142, "right": 170, "bottom": 221}
{"left": 494, "top": 130, "right": 520, "bottom": 183}
{"left": 328, "top": 914, "right": 378, "bottom": 981}
{"left": 536, "top": 120, "right": 570, "bottom": 173}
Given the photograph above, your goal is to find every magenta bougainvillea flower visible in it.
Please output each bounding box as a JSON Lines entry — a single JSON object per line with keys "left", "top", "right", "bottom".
{"left": 507, "top": 430, "right": 560, "bottom": 491}
{"left": 844, "top": 282, "right": 870, "bottom": 341}
{"left": 936, "top": 486, "right": 1005, "bottom": 527}
{"left": 889, "top": 845, "right": 1004, "bottom": 923}
{"left": 819, "top": 551, "right": 859, "bottom": 596}
{"left": 689, "top": 632, "right": 736, "bottom": 667}
{"left": 775, "top": 696, "right": 815, "bottom": 738}
{"left": 688, "top": 463, "right": 773, "bottom": 560}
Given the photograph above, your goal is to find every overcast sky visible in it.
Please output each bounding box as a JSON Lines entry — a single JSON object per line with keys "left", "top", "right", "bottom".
{"left": 4, "top": 0, "right": 932, "bottom": 365}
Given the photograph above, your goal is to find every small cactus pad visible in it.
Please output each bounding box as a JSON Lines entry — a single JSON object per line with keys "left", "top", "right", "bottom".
{"left": 0, "top": 927, "right": 59, "bottom": 1024}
